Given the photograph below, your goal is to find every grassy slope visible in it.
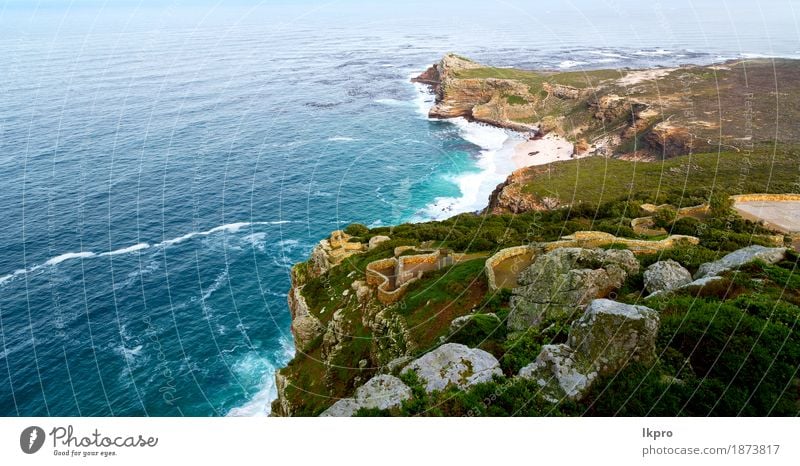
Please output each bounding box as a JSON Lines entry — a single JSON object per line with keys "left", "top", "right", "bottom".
{"left": 517, "top": 147, "right": 800, "bottom": 206}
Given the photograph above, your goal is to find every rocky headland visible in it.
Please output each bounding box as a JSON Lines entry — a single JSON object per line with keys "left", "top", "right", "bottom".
{"left": 271, "top": 54, "right": 800, "bottom": 417}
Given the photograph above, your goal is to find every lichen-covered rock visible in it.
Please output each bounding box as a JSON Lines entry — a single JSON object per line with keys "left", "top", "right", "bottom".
{"left": 518, "top": 344, "right": 595, "bottom": 401}
{"left": 568, "top": 299, "right": 659, "bottom": 374}
{"left": 518, "top": 299, "right": 659, "bottom": 401}
{"left": 644, "top": 260, "right": 692, "bottom": 294}
{"left": 401, "top": 343, "right": 502, "bottom": 393}
{"left": 320, "top": 375, "right": 412, "bottom": 417}
{"left": 368, "top": 235, "right": 391, "bottom": 250}
{"left": 694, "top": 245, "right": 787, "bottom": 279}
{"left": 351, "top": 280, "right": 372, "bottom": 303}
{"left": 508, "top": 248, "right": 640, "bottom": 330}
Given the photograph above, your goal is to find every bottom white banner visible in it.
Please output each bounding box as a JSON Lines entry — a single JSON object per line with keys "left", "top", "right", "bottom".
{"left": 1, "top": 418, "right": 798, "bottom": 465}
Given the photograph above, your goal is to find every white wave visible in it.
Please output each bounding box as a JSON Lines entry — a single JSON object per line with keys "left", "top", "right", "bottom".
{"left": 634, "top": 48, "right": 672, "bottom": 56}
{"left": 277, "top": 239, "right": 299, "bottom": 251}
{"left": 588, "top": 51, "right": 627, "bottom": 58}
{"left": 0, "top": 269, "right": 26, "bottom": 287}
{"left": 558, "top": 60, "right": 589, "bottom": 69}
{"left": 226, "top": 337, "right": 295, "bottom": 417}
{"left": 115, "top": 344, "right": 144, "bottom": 367}
{"left": 414, "top": 118, "right": 521, "bottom": 222}
{"left": 242, "top": 232, "right": 267, "bottom": 252}
{"left": 409, "top": 69, "right": 437, "bottom": 119}
{"left": 374, "top": 98, "right": 414, "bottom": 107}
{"left": 100, "top": 243, "right": 150, "bottom": 257}
{"left": 327, "top": 136, "right": 358, "bottom": 142}
{"left": 202, "top": 268, "right": 229, "bottom": 303}
{"left": 44, "top": 251, "right": 96, "bottom": 266}
{"left": 0, "top": 220, "right": 295, "bottom": 287}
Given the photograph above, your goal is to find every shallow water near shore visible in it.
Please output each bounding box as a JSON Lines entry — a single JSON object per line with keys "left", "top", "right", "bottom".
{"left": 1, "top": 1, "right": 798, "bottom": 416}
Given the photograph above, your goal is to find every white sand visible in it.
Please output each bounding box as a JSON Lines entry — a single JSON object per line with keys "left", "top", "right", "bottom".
{"left": 616, "top": 68, "right": 676, "bottom": 86}
{"left": 512, "top": 133, "right": 575, "bottom": 169}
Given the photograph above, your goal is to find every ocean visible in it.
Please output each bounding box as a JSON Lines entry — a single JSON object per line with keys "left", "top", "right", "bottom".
{"left": 1, "top": 0, "right": 798, "bottom": 416}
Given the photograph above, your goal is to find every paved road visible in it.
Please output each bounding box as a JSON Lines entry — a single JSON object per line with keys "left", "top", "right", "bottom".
{"left": 734, "top": 200, "right": 800, "bottom": 233}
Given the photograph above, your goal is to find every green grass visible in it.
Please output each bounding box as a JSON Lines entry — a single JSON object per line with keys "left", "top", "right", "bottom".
{"left": 454, "top": 66, "right": 620, "bottom": 91}
{"left": 520, "top": 148, "right": 800, "bottom": 206}
{"left": 505, "top": 94, "right": 528, "bottom": 105}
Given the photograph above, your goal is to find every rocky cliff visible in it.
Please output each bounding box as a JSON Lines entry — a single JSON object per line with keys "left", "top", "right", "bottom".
{"left": 270, "top": 54, "right": 800, "bottom": 416}
{"left": 413, "top": 55, "right": 800, "bottom": 214}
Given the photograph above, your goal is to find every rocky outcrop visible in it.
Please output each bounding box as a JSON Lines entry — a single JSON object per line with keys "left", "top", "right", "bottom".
{"left": 643, "top": 260, "right": 693, "bottom": 294}
{"left": 519, "top": 299, "right": 659, "bottom": 401}
{"left": 320, "top": 375, "right": 412, "bottom": 417}
{"left": 508, "top": 248, "right": 640, "bottom": 331}
{"left": 542, "top": 82, "right": 586, "bottom": 100}
{"left": 415, "top": 54, "right": 537, "bottom": 131}
{"left": 643, "top": 122, "right": 695, "bottom": 158}
{"left": 287, "top": 283, "right": 324, "bottom": 352}
{"left": 694, "top": 245, "right": 787, "bottom": 279}
{"left": 401, "top": 343, "right": 502, "bottom": 393}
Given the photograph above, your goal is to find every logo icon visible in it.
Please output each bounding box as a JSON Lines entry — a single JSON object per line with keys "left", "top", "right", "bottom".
{"left": 20, "top": 426, "right": 45, "bottom": 454}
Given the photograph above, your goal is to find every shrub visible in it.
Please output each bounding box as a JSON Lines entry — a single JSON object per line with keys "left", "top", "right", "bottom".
{"left": 449, "top": 313, "right": 507, "bottom": 348}
{"left": 500, "top": 331, "right": 543, "bottom": 375}
{"left": 652, "top": 206, "right": 678, "bottom": 229}
{"left": 344, "top": 223, "right": 369, "bottom": 236}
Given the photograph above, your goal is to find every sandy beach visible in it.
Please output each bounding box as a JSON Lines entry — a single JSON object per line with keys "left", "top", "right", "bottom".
{"left": 512, "top": 133, "right": 575, "bottom": 169}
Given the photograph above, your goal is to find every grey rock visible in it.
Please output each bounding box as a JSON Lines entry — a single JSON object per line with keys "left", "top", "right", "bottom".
{"left": 644, "top": 260, "right": 692, "bottom": 294}
{"left": 568, "top": 299, "right": 659, "bottom": 374}
{"left": 401, "top": 343, "right": 502, "bottom": 393}
{"left": 695, "top": 245, "right": 787, "bottom": 279}
{"left": 385, "top": 355, "right": 413, "bottom": 373}
{"left": 449, "top": 313, "right": 501, "bottom": 334}
{"left": 518, "top": 344, "right": 594, "bottom": 401}
{"left": 508, "top": 248, "right": 640, "bottom": 330}
{"left": 320, "top": 374, "right": 412, "bottom": 417}
{"left": 351, "top": 280, "right": 372, "bottom": 303}
{"left": 518, "top": 298, "right": 659, "bottom": 402}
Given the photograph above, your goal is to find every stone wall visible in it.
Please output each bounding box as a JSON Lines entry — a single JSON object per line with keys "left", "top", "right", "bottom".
{"left": 731, "top": 193, "right": 800, "bottom": 203}
{"left": 485, "top": 245, "right": 532, "bottom": 291}
{"left": 545, "top": 231, "right": 699, "bottom": 255}
{"left": 366, "top": 258, "right": 397, "bottom": 287}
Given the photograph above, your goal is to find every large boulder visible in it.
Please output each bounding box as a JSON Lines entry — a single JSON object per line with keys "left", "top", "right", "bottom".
{"left": 401, "top": 343, "right": 502, "bottom": 393}
{"left": 320, "top": 375, "right": 412, "bottom": 417}
{"left": 518, "top": 344, "right": 595, "bottom": 402}
{"left": 643, "top": 260, "right": 692, "bottom": 294}
{"left": 518, "top": 299, "right": 659, "bottom": 401}
{"left": 568, "top": 299, "right": 659, "bottom": 373}
{"left": 695, "top": 245, "right": 787, "bottom": 279}
{"left": 508, "top": 248, "right": 640, "bottom": 331}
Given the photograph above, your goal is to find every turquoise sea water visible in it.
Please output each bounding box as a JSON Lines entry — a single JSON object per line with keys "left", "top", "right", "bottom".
{"left": 1, "top": 0, "right": 798, "bottom": 416}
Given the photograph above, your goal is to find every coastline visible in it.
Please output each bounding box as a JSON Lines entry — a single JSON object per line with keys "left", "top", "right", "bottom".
{"left": 410, "top": 70, "right": 570, "bottom": 221}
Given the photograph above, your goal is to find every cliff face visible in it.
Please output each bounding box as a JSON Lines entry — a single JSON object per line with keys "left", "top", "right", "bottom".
{"left": 271, "top": 233, "right": 420, "bottom": 416}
